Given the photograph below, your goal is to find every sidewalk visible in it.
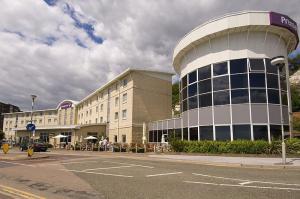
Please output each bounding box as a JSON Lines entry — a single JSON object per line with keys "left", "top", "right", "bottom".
{"left": 148, "top": 154, "right": 300, "bottom": 168}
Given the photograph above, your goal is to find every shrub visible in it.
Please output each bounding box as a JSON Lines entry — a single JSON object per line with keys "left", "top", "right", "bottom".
{"left": 169, "top": 139, "right": 300, "bottom": 154}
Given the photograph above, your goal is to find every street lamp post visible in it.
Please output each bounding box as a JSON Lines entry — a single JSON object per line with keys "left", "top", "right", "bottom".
{"left": 30, "top": 95, "right": 37, "bottom": 138}
{"left": 271, "top": 56, "right": 288, "bottom": 165}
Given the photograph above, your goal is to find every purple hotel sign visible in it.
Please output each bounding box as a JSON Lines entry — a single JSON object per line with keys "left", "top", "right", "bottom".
{"left": 60, "top": 102, "right": 72, "bottom": 109}
{"left": 269, "top": 12, "right": 298, "bottom": 40}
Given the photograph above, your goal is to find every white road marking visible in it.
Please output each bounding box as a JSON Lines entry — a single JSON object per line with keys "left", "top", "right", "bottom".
{"left": 192, "top": 173, "right": 300, "bottom": 187}
{"left": 146, "top": 172, "right": 182, "bottom": 177}
{"left": 61, "top": 169, "right": 134, "bottom": 178}
{"left": 184, "top": 181, "right": 300, "bottom": 191}
{"left": 82, "top": 165, "right": 135, "bottom": 172}
{"left": 42, "top": 160, "right": 98, "bottom": 166}
{"left": 239, "top": 181, "right": 253, "bottom": 185}
{"left": 103, "top": 161, "right": 154, "bottom": 168}
{"left": 0, "top": 161, "right": 35, "bottom": 167}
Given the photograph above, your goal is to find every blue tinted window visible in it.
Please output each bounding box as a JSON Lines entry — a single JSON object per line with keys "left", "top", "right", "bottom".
{"left": 267, "top": 74, "right": 279, "bottom": 89}
{"left": 230, "top": 58, "right": 247, "bottom": 74}
{"left": 215, "top": 126, "right": 231, "bottom": 141}
{"left": 182, "top": 87, "right": 187, "bottom": 100}
{"left": 188, "top": 70, "right": 197, "bottom": 84}
{"left": 249, "top": 59, "right": 265, "bottom": 71}
{"left": 253, "top": 125, "right": 268, "bottom": 141}
{"left": 213, "top": 91, "right": 230, "bottom": 105}
{"left": 183, "top": 128, "right": 188, "bottom": 140}
{"left": 188, "top": 83, "right": 197, "bottom": 97}
{"left": 199, "top": 93, "right": 212, "bottom": 107}
{"left": 189, "top": 127, "right": 198, "bottom": 141}
{"left": 213, "top": 76, "right": 229, "bottom": 91}
{"left": 250, "top": 73, "right": 265, "bottom": 88}
{"left": 188, "top": 96, "right": 198, "bottom": 110}
{"left": 265, "top": 59, "right": 278, "bottom": 74}
{"left": 233, "top": 125, "right": 251, "bottom": 140}
{"left": 231, "top": 89, "right": 249, "bottom": 104}
{"left": 200, "top": 126, "right": 213, "bottom": 140}
{"left": 268, "top": 89, "right": 280, "bottom": 104}
{"left": 198, "top": 79, "right": 211, "bottom": 94}
{"left": 213, "top": 62, "right": 228, "bottom": 76}
{"left": 198, "top": 65, "right": 211, "bottom": 80}
{"left": 181, "top": 75, "right": 187, "bottom": 88}
{"left": 231, "top": 74, "right": 248, "bottom": 89}
{"left": 250, "top": 89, "right": 266, "bottom": 103}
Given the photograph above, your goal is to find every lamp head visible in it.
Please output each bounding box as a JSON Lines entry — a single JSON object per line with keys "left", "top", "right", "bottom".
{"left": 270, "top": 56, "right": 285, "bottom": 66}
{"left": 31, "top": 95, "right": 37, "bottom": 101}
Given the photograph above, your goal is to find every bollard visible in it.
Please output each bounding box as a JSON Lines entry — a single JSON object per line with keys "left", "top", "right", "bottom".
{"left": 282, "top": 141, "right": 286, "bottom": 165}
{"left": 135, "top": 144, "right": 137, "bottom": 153}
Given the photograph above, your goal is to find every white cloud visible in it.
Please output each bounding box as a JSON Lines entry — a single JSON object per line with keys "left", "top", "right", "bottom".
{"left": 0, "top": 0, "right": 299, "bottom": 110}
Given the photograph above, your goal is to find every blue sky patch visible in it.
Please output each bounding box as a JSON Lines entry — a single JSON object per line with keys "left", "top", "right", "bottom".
{"left": 63, "top": 3, "right": 103, "bottom": 45}
{"left": 44, "top": 0, "right": 58, "bottom": 6}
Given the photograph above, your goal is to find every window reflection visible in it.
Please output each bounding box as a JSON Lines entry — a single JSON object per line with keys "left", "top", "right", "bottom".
{"left": 213, "top": 90, "right": 230, "bottom": 105}
{"left": 213, "top": 62, "right": 228, "bottom": 76}
{"left": 231, "top": 74, "right": 248, "bottom": 89}
{"left": 231, "top": 89, "right": 249, "bottom": 104}
{"left": 198, "top": 65, "right": 211, "bottom": 80}
{"left": 213, "top": 76, "right": 229, "bottom": 91}
{"left": 230, "top": 58, "right": 247, "bottom": 74}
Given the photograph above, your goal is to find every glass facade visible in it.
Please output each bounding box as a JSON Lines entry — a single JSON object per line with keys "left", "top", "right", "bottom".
{"left": 150, "top": 57, "right": 290, "bottom": 143}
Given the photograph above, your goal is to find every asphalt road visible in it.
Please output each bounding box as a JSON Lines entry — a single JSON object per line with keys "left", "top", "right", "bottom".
{"left": 0, "top": 152, "right": 300, "bottom": 199}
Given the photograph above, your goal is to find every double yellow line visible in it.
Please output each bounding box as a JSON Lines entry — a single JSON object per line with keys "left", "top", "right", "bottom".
{"left": 0, "top": 184, "right": 45, "bottom": 199}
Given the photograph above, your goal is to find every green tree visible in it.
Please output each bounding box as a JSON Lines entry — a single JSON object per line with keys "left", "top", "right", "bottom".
{"left": 291, "top": 85, "right": 300, "bottom": 112}
{"left": 172, "top": 82, "right": 179, "bottom": 109}
{"left": 289, "top": 53, "right": 300, "bottom": 76}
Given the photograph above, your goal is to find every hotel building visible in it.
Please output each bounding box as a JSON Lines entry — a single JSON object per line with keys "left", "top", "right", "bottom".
{"left": 149, "top": 11, "right": 299, "bottom": 143}
{"left": 2, "top": 68, "right": 173, "bottom": 145}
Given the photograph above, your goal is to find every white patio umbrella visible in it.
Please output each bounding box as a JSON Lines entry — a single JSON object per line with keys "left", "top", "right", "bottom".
{"left": 84, "top": 136, "right": 98, "bottom": 140}
{"left": 53, "top": 134, "right": 68, "bottom": 139}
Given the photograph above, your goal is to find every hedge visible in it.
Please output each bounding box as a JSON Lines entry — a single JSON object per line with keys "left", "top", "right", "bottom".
{"left": 170, "top": 139, "right": 300, "bottom": 154}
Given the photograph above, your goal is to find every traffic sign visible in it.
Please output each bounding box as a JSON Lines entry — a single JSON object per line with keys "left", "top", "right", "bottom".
{"left": 26, "top": 123, "right": 36, "bottom": 132}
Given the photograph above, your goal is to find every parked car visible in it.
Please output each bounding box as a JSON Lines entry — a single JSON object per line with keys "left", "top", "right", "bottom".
{"left": 20, "top": 140, "right": 48, "bottom": 152}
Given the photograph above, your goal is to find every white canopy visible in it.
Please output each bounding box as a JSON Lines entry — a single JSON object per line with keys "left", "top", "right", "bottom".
{"left": 84, "top": 136, "right": 98, "bottom": 140}
{"left": 53, "top": 134, "right": 68, "bottom": 139}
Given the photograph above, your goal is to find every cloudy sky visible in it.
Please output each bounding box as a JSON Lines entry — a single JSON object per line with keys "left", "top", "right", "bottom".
{"left": 0, "top": 0, "right": 299, "bottom": 111}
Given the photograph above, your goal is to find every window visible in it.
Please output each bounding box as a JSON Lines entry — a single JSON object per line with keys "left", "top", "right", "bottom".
{"left": 251, "top": 89, "right": 266, "bottom": 103}
{"left": 213, "top": 76, "right": 229, "bottom": 91}
{"left": 100, "top": 117, "right": 103, "bottom": 123}
{"left": 233, "top": 125, "right": 251, "bottom": 140}
{"left": 122, "top": 135, "right": 126, "bottom": 143}
{"left": 265, "top": 59, "right": 278, "bottom": 74}
{"left": 198, "top": 65, "right": 211, "bottom": 80}
{"left": 250, "top": 73, "right": 265, "bottom": 87}
{"left": 114, "top": 112, "right": 118, "bottom": 120}
{"left": 270, "top": 125, "right": 281, "bottom": 140}
{"left": 175, "top": 129, "right": 182, "bottom": 139}
{"left": 153, "top": 130, "right": 158, "bottom": 142}
{"left": 231, "top": 89, "right": 249, "bottom": 104}
{"left": 123, "top": 93, "right": 127, "bottom": 103}
{"left": 183, "top": 128, "right": 188, "bottom": 140}
{"left": 122, "top": 109, "right": 127, "bottom": 119}
{"left": 48, "top": 119, "right": 51, "bottom": 123}
{"left": 181, "top": 75, "right": 187, "bottom": 88}
{"left": 188, "top": 96, "right": 198, "bottom": 110}
{"left": 198, "top": 79, "right": 211, "bottom": 94}
{"left": 215, "top": 126, "right": 231, "bottom": 141}
{"left": 230, "top": 58, "right": 247, "bottom": 74}
{"left": 86, "top": 111, "right": 88, "bottom": 116}
{"left": 188, "top": 83, "right": 197, "bottom": 97}
{"left": 189, "top": 127, "right": 198, "bottom": 141}
{"left": 96, "top": 106, "right": 99, "bottom": 112}
{"left": 89, "top": 109, "right": 92, "bottom": 115}
{"left": 213, "top": 62, "right": 228, "bottom": 76}
{"left": 213, "top": 90, "right": 230, "bottom": 105}
{"left": 199, "top": 93, "right": 212, "bottom": 107}
{"left": 231, "top": 74, "right": 248, "bottom": 89}
{"left": 267, "top": 74, "right": 279, "bottom": 89}
{"left": 114, "top": 135, "right": 118, "bottom": 142}
{"left": 249, "top": 59, "right": 265, "bottom": 71}
{"left": 281, "top": 91, "right": 288, "bottom": 105}
{"left": 95, "top": 118, "right": 98, "bottom": 123}
{"left": 149, "top": 131, "right": 154, "bottom": 142}
{"left": 123, "top": 78, "right": 128, "bottom": 87}
{"left": 100, "top": 104, "right": 103, "bottom": 111}
{"left": 158, "top": 130, "right": 163, "bottom": 142}
{"left": 253, "top": 125, "right": 268, "bottom": 141}
{"left": 115, "top": 97, "right": 119, "bottom": 107}
{"left": 182, "top": 100, "right": 188, "bottom": 112}
{"left": 39, "top": 119, "right": 42, "bottom": 124}
{"left": 182, "top": 87, "right": 187, "bottom": 100}
{"left": 188, "top": 70, "right": 197, "bottom": 84}
{"left": 200, "top": 126, "right": 213, "bottom": 140}
{"left": 268, "top": 89, "right": 280, "bottom": 104}
{"left": 280, "top": 76, "right": 287, "bottom": 91}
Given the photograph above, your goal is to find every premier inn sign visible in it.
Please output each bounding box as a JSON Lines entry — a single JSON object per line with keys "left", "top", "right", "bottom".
{"left": 270, "top": 11, "right": 298, "bottom": 38}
